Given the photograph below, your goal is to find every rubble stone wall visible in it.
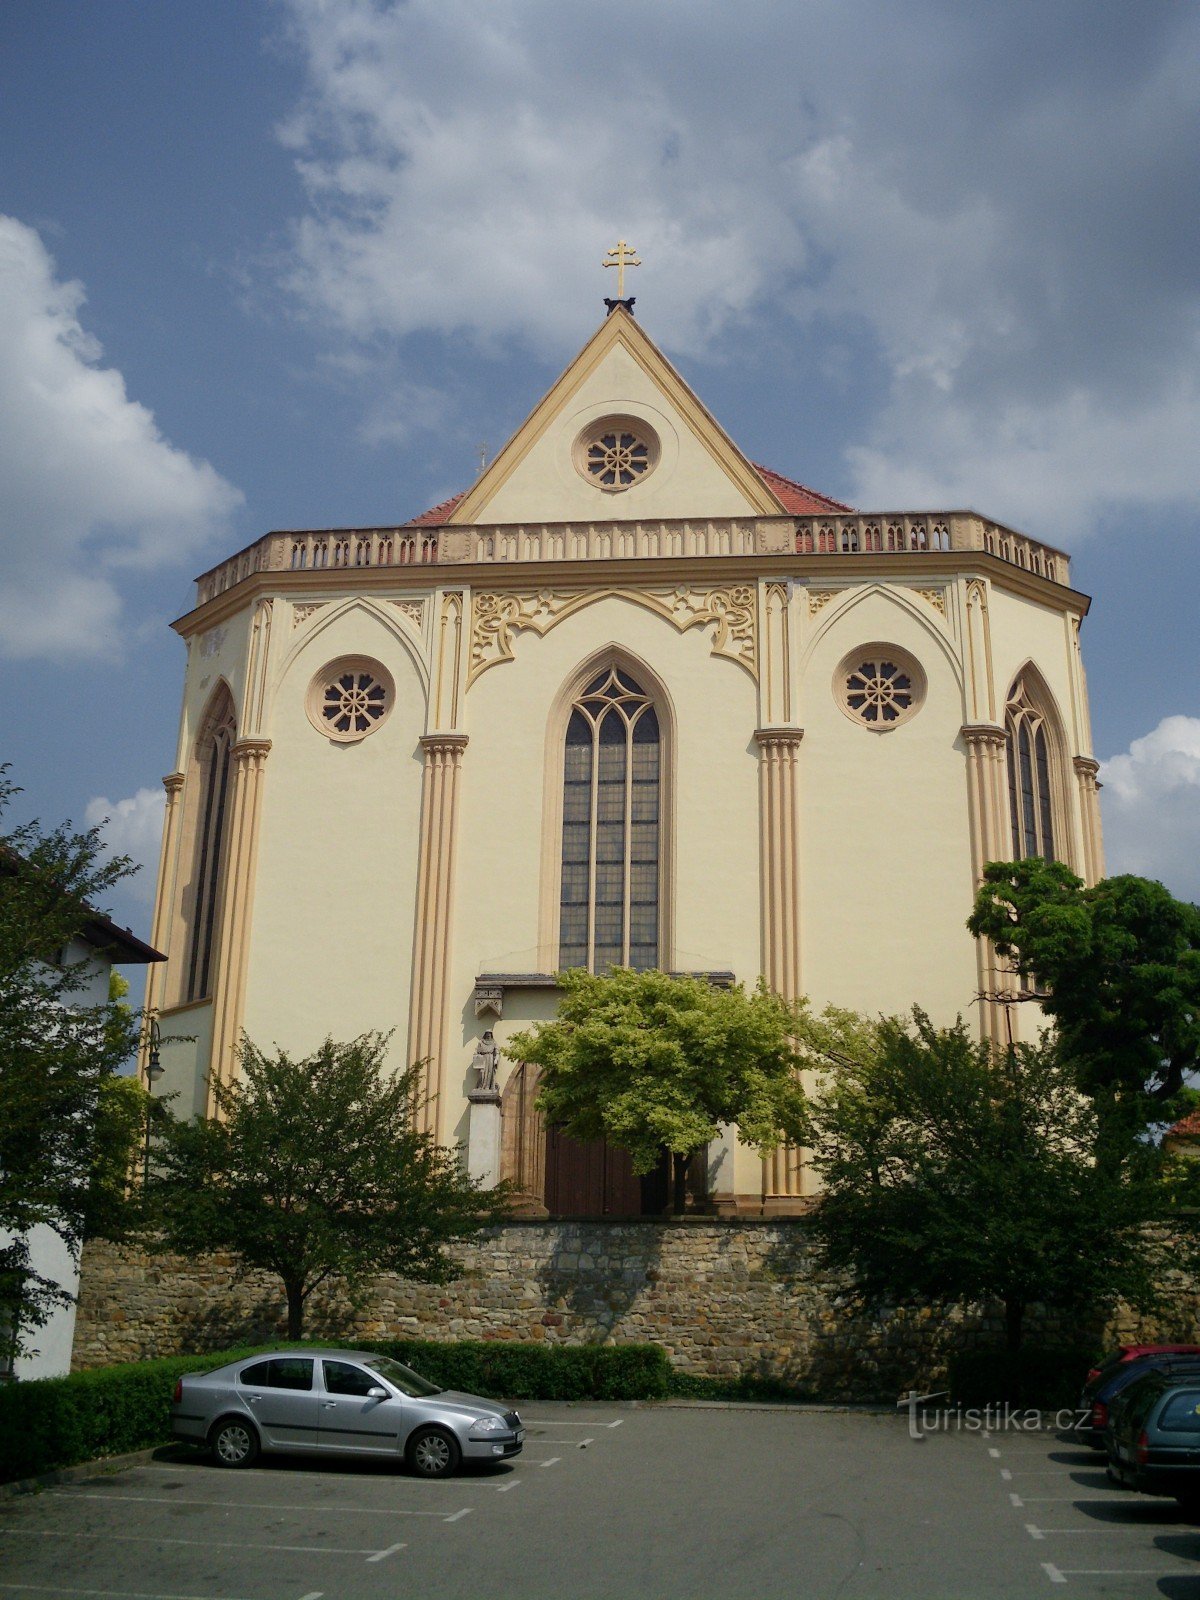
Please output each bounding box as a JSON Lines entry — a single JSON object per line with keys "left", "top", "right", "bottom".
{"left": 73, "top": 1221, "right": 1198, "bottom": 1402}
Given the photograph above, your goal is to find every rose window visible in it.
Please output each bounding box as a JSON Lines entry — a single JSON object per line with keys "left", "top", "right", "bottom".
{"left": 574, "top": 416, "right": 659, "bottom": 492}
{"left": 586, "top": 430, "right": 651, "bottom": 488}
{"left": 836, "top": 646, "right": 925, "bottom": 731}
{"left": 306, "top": 656, "right": 395, "bottom": 743}
{"left": 322, "top": 670, "right": 387, "bottom": 735}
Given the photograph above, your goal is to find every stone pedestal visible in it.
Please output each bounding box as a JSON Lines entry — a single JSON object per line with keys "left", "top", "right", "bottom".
{"left": 466, "top": 1090, "right": 502, "bottom": 1189}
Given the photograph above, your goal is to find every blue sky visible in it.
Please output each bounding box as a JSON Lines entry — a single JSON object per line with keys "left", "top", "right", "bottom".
{"left": 2, "top": 0, "right": 1198, "bottom": 951}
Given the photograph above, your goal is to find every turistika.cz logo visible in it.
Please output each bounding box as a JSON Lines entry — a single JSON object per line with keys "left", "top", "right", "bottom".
{"left": 897, "top": 1391, "right": 1089, "bottom": 1440}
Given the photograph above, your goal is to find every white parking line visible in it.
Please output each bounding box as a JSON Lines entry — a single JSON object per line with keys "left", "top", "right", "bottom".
{"left": 365, "top": 1542, "right": 406, "bottom": 1563}
{"left": 0, "top": 1586, "right": 268, "bottom": 1600}
{"left": 444, "top": 1508, "right": 472, "bottom": 1523}
{"left": 1027, "top": 1524, "right": 1159, "bottom": 1538}
{"left": 539, "top": 1458, "right": 560, "bottom": 1468}
{"left": 988, "top": 1447, "right": 1001, "bottom": 1458}
{"left": 495, "top": 1479, "right": 521, "bottom": 1493}
{"left": 0, "top": 1531, "right": 388, "bottom": 1556}
{"left": 1047, "top": 1569, "right": 1200, "bottom": 1580}
{"left": 523, "top": 1438, "right": 593, "bottom": 1447}
{"left": 299, "top": 1594, "right": 325, "bottom": 1599}
{"left": 1019, "top": 1495, "right": 1134, "bottom": 1503}
{"left": 47, "top": 1491, "right": 451, "bottom": 1518}
{"left": 520, "top": 1419, "right": 623, "bottom": 1428}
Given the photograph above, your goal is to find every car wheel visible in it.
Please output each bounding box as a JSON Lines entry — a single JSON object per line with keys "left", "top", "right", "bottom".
{"left": 407, "top": 1426, "right": 461, "bottom": 1479}
{"left": 210, "top": 1417, "right": 260, "bottom": 1468}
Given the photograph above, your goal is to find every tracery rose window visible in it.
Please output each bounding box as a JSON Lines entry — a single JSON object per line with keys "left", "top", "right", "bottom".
{"left": 306, "top": 656, "right": 395, "bottom": 743}
{"left": 835, "top": 645, "right": 925, "bottom": 731}
{"left": 574, "top": 416, "right": 659, "bottom": 492}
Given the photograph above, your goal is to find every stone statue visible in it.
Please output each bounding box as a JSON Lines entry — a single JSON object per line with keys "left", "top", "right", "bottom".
{"left": 470, "top": 1029, "right": 500, "bottom": 1095}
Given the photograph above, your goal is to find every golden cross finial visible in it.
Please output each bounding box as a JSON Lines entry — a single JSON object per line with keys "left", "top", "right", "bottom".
{"left": 603, "top": 238, "right": 641, "bottom": 299}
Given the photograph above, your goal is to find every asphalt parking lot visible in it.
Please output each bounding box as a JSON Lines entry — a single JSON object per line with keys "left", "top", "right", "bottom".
{"left": 2, "top": 1403, "right": 1200, "bottom": 1599}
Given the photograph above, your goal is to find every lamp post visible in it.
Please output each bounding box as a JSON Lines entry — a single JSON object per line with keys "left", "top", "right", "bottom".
{"left": 143, "top": 1016, "right": 164, "bottom": 1188}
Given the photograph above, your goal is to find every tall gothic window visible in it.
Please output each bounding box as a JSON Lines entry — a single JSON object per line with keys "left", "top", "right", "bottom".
{"left": 559, "top": 666, "right": 660, "bottom": 973}
{"left": 1005, "top": 674, "right": 1056, "bottom": 862}
{"left": 186, "top": 702, "right": 236, "bottom": 1002}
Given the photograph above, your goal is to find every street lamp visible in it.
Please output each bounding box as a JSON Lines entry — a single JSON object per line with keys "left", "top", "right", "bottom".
{"left": 143, "top": 1016, "right": 164, "bottom": 1187}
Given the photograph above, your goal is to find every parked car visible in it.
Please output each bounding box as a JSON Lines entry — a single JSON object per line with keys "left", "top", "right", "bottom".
{"left": 171, "top": 1350, "right": 524, "bottom": 1477}
{"left": 1105, "top": 1369, "right": 1200, "bottom": 1511}
{"left": 1083, "top": 1343, "right": 1200, "bottom": 1390}
{"left": 1078, "top": 1355, "right": 1200, "bottom": 1450}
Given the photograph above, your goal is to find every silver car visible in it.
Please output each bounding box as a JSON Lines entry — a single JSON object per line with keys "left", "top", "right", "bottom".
{"left": 170, "top": 1349, "right": 524, "bottom": 1478}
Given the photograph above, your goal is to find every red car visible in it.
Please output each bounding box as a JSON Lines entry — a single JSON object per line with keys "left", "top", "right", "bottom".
{"left": 1085, "top": 1345, "right": 1200, "bottom": 1389}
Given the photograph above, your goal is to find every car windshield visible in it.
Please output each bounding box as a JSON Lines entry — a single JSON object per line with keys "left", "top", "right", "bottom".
{"left": 365, "top": 1356, "right": 443, "bottom": 1397}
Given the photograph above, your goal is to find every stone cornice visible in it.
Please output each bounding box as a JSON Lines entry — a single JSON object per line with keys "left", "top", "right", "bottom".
{"left": 173, "top": 548, "right": 1090, "bottom": 639}
{"left": 960, "top": 723, "right": 1007, "bottom": 748}
{"left": 754, "top": 726, "right": 806, "bottom": 749}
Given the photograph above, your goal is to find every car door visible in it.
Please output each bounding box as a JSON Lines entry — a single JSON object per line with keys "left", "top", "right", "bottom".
{"left": 316, "top": 1359, "right": 405, "bottom": 1455}
{"left": 238, "top": 1358, "right": 321, "bottom": 1451}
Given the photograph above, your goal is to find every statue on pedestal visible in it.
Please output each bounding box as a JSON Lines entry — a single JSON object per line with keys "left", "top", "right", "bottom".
{"left": 470, "top": 1029, "right": 500, "bottom": 1096}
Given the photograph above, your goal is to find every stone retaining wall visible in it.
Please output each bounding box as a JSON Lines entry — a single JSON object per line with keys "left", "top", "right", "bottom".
{"left": 73, "top": 1221, "right": 1198, "bottom": 1402}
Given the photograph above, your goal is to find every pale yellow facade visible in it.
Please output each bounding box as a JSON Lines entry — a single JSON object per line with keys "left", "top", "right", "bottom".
{"left": 144, "top": 308, "right": 1104, "bottom": 1213}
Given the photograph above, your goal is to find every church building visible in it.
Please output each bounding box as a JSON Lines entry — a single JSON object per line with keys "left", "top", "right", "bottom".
{"left": 142, "top": 285, "right": 1104, "bottom": 1216}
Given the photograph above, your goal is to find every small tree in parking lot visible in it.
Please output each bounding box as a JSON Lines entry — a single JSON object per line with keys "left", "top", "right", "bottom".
{"left": 149, "top": 1033, "right": 507, "bottom": 1339}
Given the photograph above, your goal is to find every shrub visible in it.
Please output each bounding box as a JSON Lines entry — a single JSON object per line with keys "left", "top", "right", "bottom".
{"left": 0, "top": 1338, "right": 671, "bottom": 1484}
{"left": 947, "top": 1344, "right": 1097, "bottom": 1410}
{"left": 361, "top": 1338, "right": 672, "bottom": 1402}
{"left": 0, "top": 1345, "right": 277, "bottom": 1484}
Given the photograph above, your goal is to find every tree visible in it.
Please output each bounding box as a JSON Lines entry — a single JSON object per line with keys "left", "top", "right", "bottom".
{"left": 149, "top": 1033, "right": 506, "bottom": 1339}
{"left": 802, "top": 1010, "right": 1168, "bottom": 1351}
{"left": 506, "top": 968, "right": 809, "bottom": 1213}
{"left": 968, "top": 860, "right": 1200, "bottom": 1123}
{"left": 0, "top": 773, "right": 141, "bottom": 1361}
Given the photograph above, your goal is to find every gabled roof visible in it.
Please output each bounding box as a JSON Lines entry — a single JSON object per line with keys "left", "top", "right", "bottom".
{"left": 1167, "top": 1108, "right": 1200, "bottom": 1140}
{"left": 406, "top": 463, "right": 851, "bottom": 526}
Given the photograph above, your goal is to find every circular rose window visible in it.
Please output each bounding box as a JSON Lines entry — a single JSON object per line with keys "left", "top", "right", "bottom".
{"left": 574, "top": 415, "right": 659, "bottom": 492}
{"left": 835, "top": 644, "right": 925, "bottom": 731}
{"left": 306, "top": 656, "right": 395, "bottom": 743}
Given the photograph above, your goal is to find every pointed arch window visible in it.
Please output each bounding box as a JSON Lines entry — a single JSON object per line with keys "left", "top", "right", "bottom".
{"left": 186, "top": 703, "right": 236, "bottom": 1002}
{"left": 559, "top": 666, "right": 660, "bottom": 973}
{"left": 1005, "top": 675, "right": 1056, "bottom": 862}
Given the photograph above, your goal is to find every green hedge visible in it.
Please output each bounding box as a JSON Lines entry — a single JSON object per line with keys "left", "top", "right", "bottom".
{"left": 0, "top": 1345, "right": 279, "bottom": 1485}
{"left": 947, "top": 1344, "right": 1096, "bottom": 1410}
{"left": 0, "top": 1338, "right": 672, "bottom": 1485}
{"left": 359, "top": 1338, "right": 672, "bottom": 1402}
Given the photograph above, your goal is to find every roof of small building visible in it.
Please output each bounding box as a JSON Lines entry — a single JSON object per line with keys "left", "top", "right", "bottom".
{"left": 404, "top": 464, "right": 853, "bottom": 527}
{"left": 1166, "top": 1108, "right": 1200, "bottom": 1140}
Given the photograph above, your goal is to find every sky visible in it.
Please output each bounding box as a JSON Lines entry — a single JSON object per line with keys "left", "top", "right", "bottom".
{"left": 1, "top": 0, "right": 1198, "bottom": 952}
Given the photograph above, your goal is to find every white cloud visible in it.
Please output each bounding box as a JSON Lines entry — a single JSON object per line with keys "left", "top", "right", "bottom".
{"left": 275, "top": 0, "right": 1200, "bottom": 541}
{"left": 0, "top": 216, "right": 243, "bottom": 660}
{"left": 84, "top": 787, "right": 166, "bottom": 904}
{"left": 1100, "top": 717, "right": 1200, "bottom": 903}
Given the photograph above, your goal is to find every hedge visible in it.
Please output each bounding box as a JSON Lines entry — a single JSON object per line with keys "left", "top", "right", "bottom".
{"left": 0, "top": 1338, "right": 672, "bottom": 1485}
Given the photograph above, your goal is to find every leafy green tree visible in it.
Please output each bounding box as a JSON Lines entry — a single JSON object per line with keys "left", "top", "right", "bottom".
{"left": 0, "top": 773, "right": 141, "bottom": 1361}
{"left": 803, "top": 1010, "right": 1168, "bottom": 1351}
{"left": 968, "top": 860, "right": 1200, "bottom": 1124}
{"left": 506, "top": 968, "right": 809, "bottom": 1213}
{"left": 149, "top": 1033, "right": 506, "bottom": 1339}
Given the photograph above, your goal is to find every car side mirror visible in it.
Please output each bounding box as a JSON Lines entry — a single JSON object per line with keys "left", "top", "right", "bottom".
{"left": 366, "top": 1386, "right": 389, "bottom": 1399}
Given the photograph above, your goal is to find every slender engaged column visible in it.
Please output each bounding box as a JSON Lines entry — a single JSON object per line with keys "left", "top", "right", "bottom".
{"left": 961, "top": 724, "right": 1011, "bottom": 1044}
{"left": 407, "top": 733, "right": 469, "bottom": 1138}
{"left": 1073, "top": 757, "right": 1105, "bottom": 887}
{"left": 754, "top": 726, "right": 804, "bottom": 1199}
{"left": 206, "top": 738, "right": 272, "bottom": 1114}
{"left": 138, "top": 772, "right": 185, "bottom": 1082}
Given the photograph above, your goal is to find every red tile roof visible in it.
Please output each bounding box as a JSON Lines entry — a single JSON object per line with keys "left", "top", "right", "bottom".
{"left": 408, "top": 491, "right": 465, "bottom": 526}
{"left": 750, "top": 464, "right": 854, "bottom": 515}
{"left": 405, "top": 465, "right": 852, "bottom": 526}
{"left": 1167, "top": 1108, "right": 1200, "bottom": 1139}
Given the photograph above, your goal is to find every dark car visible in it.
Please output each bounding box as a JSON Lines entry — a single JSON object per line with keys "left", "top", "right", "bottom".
{"left": 1078, "top": 1355, "right": 1200, "bottom": 1450}
{"left": 1106, "top": 1371, "right": 1200, "bottom": 1510}
{"left": 1083, "top": 1343, "right": 1200, "bottom": 1390}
